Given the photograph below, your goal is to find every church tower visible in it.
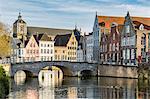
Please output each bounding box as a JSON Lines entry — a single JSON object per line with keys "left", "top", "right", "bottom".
{"left": 13, "top": 12, "right": 27, "bottom": 40}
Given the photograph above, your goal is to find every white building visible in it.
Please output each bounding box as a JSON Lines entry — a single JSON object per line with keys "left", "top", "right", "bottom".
{"left": 86, "top": 33, "right": 94, "bottom": 63}
{"left": 77, "top": 45, "right": 84, "bottom": 62}
{"left": 39, "top": 34, "right": 54, "bottom": 61}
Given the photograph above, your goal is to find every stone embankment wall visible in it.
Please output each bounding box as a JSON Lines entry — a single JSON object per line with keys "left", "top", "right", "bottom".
{"left": 98, "top": 64, "right": 138, "bottom": 78}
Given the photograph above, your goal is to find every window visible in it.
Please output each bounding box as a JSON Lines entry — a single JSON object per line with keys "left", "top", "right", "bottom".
{"left": 51, "top": 49, "right": 53, "bottom": 54}
{"left": 33, "top": 43, "right": 35, "bottom": 47}
{"left": 41, "top": 44, "right": 43, "bottom": 47}
{"left": 116, "top": 43, "right": 119, "bottom": 51}
{"left": 113, "top": 43, "right": 115, "bottom": 51}
{"left": 63, "top": 50, "right": 65, "bottom": 53}
{"left": 37, "top": 50, "right": 39, "bottom": 54}
{"left": 127, "top": 49, "right": 130, "bottom": 59}
{"left": 109, "top": 44, "right": 112, "bottom": 51}
{"left": 123, "top": 50, "right": 126, "bottom": 59}
{"left": 105, "top": 44, "right": 107, "bottom": 52}
{"left": 55, "top": 55, "right": 57, "bottom": 60}
{"left": 44, "top": 44, "right": 46, "bottom": 47}
{"left": 19, "top": 49, "right": 21, "bottom": 55}
{"left": 131, "top": 49, "right": 135, "bottom": 59}
{"left": 113, "top": 53, "right": 115, "bottom": 61}
{"left": 47, "top": 49, "right": 49, "bottom": 54}
{"left": 20, "top": 25, "right": 24, "bottom": 31}
{"left": 58, "top": 55, "right": 60, "bottom": 60}
{"left": 44, "top": 49, "right": 46, "bottom": 53}
{"left": 41, "top": 49, "right": 43, "bottom": 53}
{"left": 48, "top": 44, "right": 49, "bottom": 47}
{"left": 141, "top": 33, "right": 146, "bottom": 45}
{"left": 55, "top": 50, "right": 57, "bottom": 53}
{"left": 113, "top": 34, "right": 115, "bottom": 40}
{"left": 30, "top": 43, "right": 32, "bottom": 47}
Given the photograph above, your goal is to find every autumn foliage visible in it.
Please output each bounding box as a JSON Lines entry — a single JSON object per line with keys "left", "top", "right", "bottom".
{"left": 0, "top": 22, "right": 11, "bottom": 58}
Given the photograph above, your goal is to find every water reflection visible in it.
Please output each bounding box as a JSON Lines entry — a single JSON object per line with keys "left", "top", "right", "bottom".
{"left": 38, "top": 66, "right": 63, "bottom": 87}
{"left": 14, "top": 70, "right": 26, "bottom": 85}
{"left": 8, "top": 73, "right": 150, "bottom": 99}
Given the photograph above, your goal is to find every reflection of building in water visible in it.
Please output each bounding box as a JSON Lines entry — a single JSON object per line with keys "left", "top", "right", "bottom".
{"left": 38, "top": 66, "right": 63, "bottom": 87}
{"left": 8, "top": 89, "right": 38, "bottom": 99}
{"left": 67, "top": 87, "right": 94, "bottom": 98}
{"left": 39, "top": 87, "right": 55, "bottom": 99}
{"left": 8, "top": 90, "right": 26, "bottom": 99}
{"left": 68, "top": 87, "right": 77, "bottom": 99}
{"left": 93, "top": 86, "right": 137, "bottom": 99}
{"left": 38, "top": 66, "right": 63, "bottom": 99}
{"left": 26, "top": 89, "right": 38, "bottom": 99}
{"left": 14, "top": 70, "right": 26, "bottom": 85}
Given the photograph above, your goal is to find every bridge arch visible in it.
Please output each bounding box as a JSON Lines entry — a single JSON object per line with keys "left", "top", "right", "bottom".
{"left": 14, "top": 69, "right": 33, "bottom": 78}
{"left": 38, "top": 65, "right": 73, "bottom": 77}
{"left": 78, "top": 69, "right": 96, "bottom": 77}
{"left": 80, "top": 70, "right": 93, "bottom": 77}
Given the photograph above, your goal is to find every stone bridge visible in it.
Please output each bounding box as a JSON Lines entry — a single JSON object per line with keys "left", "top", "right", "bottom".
{"left": 10, "top": 61, "right": 98, "bottom": 77}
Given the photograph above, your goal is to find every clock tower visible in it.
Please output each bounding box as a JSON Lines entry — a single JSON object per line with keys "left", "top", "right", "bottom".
{"left": 13, "top": 12, "right": 27, "bottom": 40}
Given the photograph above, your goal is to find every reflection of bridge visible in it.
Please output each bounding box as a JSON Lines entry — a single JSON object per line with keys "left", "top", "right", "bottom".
{"left": 10, "top": 61, "right": 98, "bottom": 77}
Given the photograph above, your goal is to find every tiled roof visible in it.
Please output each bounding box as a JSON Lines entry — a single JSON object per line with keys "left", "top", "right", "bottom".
{"left": 98, "top": 16, "right": 150, "bottom": 29}
{"left": 40, "top": 34, "right": 52, "bottom": 41}
{"left": 54, "top": 34, "right": 72, "bottom": 46}
{"left": 133, "top": 21, "right": 150, "bottom": 30}
{"left": 27, "top": 26, "right": 72, "bottom": 36}
{"left": 117, "top": 25, "right": 124, "bottom": 33}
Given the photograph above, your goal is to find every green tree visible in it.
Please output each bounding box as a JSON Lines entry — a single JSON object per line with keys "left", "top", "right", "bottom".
{"left": 0, "top": 66, "right": 9, "bottom": 98}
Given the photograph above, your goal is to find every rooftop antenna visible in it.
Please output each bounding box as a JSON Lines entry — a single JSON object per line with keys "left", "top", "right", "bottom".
{"left": 75, "top": 22, "right": 77, "bottom": 30}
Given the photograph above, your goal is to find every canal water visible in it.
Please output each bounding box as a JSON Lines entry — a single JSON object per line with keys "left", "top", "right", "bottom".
{"left": 7, "top": 70, "right": 150, "bottom": 99}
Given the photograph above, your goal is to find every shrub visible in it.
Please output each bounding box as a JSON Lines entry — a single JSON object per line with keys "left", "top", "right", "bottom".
{"left": 0, "top": 66, "right": 9, "bottom": 98}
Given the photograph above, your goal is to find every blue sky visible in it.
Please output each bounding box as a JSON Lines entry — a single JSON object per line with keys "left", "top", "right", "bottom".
{"left": 0, "top": 0, "right": 150, "bottom": 33}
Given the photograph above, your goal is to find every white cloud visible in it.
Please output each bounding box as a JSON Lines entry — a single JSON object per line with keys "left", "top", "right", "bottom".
{"left": 0, "top": 0, "right": 150, "bottom": 33}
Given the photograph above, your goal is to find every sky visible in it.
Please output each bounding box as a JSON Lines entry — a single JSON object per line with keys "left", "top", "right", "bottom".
{"left": 0, "top": 0, "right": 150, "bottom": 33}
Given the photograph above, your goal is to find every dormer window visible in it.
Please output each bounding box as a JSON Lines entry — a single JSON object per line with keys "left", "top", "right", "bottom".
{"left": 139, "top": 24, "right": 144, "bottom": 30}
{"left": 125, "top": 25, "right": 130, "bottom": 33}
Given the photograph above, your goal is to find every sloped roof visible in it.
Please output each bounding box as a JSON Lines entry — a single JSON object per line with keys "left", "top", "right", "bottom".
{"left": 133, "top": 21, "right": 150, "bottom": 30}
{"left": 24, "top": 35, "right": 39, "bottom": 47}
{"left": 54, "top": 34, "right": 72, "bottom": 46}
{"left": 98, "top": 16, "right": 150, "bottom": 29}
{"left": 40, "top": 34, "right": 52, "bottom": 41}
{"left": 14, "top": 19, "right": 26, "bottom": 24}
{"left": 117, "top": 25, "right": 124, "bottom": 33}
{"left": 27, "top": 26, "right": 72, "bottom": 36}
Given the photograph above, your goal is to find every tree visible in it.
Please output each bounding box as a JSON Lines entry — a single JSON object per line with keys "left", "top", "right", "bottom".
{"left": 0, "top": 66, "right": 9, "bottom": 98}
{"left": 0, "top": 22, "right": 11, "bottom": 58}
